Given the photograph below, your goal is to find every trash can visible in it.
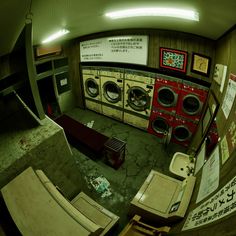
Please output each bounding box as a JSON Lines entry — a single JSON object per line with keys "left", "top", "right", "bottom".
{"left": 103, "top": 137, "right": 126, "bottom": 169}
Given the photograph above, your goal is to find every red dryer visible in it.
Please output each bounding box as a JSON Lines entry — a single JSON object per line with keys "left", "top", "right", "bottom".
{"left": 171, "top": 115, "right": 198, "bottom": 147}
{"left": 152, "top": 75, "right": 182, "bottom": 114}
{"left": 177, "top": 81, "right": 209, "bottom": 122}
{"left": 148, "top": 107, "right": 175, "bottom": 138}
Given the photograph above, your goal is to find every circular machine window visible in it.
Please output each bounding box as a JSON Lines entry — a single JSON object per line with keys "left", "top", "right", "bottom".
{"left": 182, "top": 95, "right": 201, "bottom": 115}
{"left": 158, "top": 87, "right": 177, "bottom": 107}
{"left": 173, "top": 125, "right": 191, "bottom": 141}
{"left": 103, "top": 81, "right": 121, "bottom": 103}
{"left": 152, "top": 117, "right": 169, "bottom": 134}
{"left": 85, "top": 79, "right": 99, "bottom": 97}
{"left": 127, "top": 86, "right": 150, "bottom": 111}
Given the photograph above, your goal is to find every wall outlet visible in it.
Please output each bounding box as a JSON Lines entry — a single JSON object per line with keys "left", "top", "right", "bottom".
{"left": 213, "top": 64, "right": 227, "bottom": 92}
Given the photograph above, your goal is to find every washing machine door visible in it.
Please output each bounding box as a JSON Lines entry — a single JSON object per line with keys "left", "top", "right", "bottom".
{"left": 152, "top": 117, "right": 169, "bottom": 134}
{"left": 103, "top": 81, "right": 121, "bottom": 103}
{"left": 127, "top": 86, "right": 150, "bottom": 111}
{"left": 173, "top": 125, "right": 191, "bottom": 141}
{"left": 157, "top": 87, "right": 178, "bottom": 107}
{"left": 182, "top": 94, "right": 202, "bottom": 115}
{"left": 85, "top": 78, "right": 99, "bottom": 98}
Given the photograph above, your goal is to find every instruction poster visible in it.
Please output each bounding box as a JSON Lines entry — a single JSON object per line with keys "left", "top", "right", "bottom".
{"left": 220, "top": 135, "right": 230, "bottom": 165}
{"left": 222, "top": 74, "right": 236, "bottom": 119}
{"left": 196, "top": 145, "right": 220, "bottom": 203}
{"left": 183, "top": 175, "right": 236, "bottom": 231}
{"left": 80, "top": 35, "right": 148, "bottom": 65}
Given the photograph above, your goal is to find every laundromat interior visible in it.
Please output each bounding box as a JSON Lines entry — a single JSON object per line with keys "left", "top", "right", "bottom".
{"left": 1, "top": 0, "right": 236, "bottom": 235}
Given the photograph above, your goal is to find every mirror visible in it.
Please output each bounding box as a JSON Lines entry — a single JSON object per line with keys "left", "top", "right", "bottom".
{"left": 189, "top": 90, "right": 219, "bottom": 156}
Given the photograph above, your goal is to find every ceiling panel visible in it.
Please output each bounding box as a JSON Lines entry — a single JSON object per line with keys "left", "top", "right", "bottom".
{"left": 0, "top": 0, "right": 236, "bottom": 56}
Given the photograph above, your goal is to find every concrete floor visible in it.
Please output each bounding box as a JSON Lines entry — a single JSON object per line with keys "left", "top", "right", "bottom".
{"left": 66, "top": 107, "right": 186, "bottom": 235}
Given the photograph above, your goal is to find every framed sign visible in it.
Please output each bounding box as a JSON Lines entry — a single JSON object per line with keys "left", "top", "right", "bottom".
{"left": 160, "top": 47, "right": 188, "bottom": 73}
{"left": 80, "top": 35, "right": 148, "bottom": 65}
{"left": 191, "top": 53, "right": 211, "bottom": 77}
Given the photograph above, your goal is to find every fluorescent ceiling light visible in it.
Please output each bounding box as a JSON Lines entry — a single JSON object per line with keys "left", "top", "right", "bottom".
{"left": 42, "top": 29, "right": 70, "bottom": 44}
{"left": 105, "top": 8, "right": 199, "bottom": 21}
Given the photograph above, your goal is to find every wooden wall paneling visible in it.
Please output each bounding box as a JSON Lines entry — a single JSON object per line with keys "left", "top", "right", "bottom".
{"left": 169, "top": 29, "right": 236, "bottom": 236}
{"left": 213, "top": 31, "right": 234, "bottom": 138}
{"left": 147, "top": 32, "right": 158, "bottom": 68}
{"left": 68, "top": 29, "right": 216, "bottom": 111}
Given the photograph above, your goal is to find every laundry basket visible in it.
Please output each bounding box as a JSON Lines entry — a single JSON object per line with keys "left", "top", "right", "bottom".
{"left": 103, "top": 137, "right": 126, "bottom": 169}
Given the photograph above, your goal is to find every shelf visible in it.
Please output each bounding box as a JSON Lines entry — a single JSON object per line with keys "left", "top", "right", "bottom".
{"left": 37, "top": 70, "right": 54, "bottom": 81}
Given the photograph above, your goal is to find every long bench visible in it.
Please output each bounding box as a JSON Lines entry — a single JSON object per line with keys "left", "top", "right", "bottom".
{"left": 1, "top": 167, "right": 119, "bottom": 236}
{"left": 55, "top": 114, "right": 109, "bottom": 158}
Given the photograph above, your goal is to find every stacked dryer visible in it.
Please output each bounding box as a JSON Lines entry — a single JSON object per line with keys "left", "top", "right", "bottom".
{"left": 124, "top": 70, "right": 155, "bottom": 130}
{"left": 148, "top": 75, "right": 181, "bottom": 139}
{"left": 172, "top": 80, "right": 209, "bottom": 147}
{"left": 100, "top": 67, "right": 124, "bottom": 121}
{"left": 82, "top": 66, "right": 102, "bottom": 113}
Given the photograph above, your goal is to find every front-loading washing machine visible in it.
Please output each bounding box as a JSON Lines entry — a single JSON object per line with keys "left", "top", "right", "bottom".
{"left": 124, "top": 70, "right": 155, "bottom": 130}
{"left": 82, "top": 66, "right": 102, "bottom": 113}
{"left": 176, "top": 81, "right": 209, "bottom": 122}
{"left": 148, "top": 107, "right": 175, "bottom": 139}
{"left": 152, "top": 74, "right": 182, "bottom": 114}
{"left": 100, "top": 67, "right": 124, "bottom": 121}
{"left": 171, "top": 115, "right": 198, "bottom": 147}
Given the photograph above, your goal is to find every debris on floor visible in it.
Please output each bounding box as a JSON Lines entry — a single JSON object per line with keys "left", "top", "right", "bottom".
{"left": 85, "top": 120, "right": 94, "bottom": 128}
{"left": 86, "top": 175, "right": 112, "bottom": 198}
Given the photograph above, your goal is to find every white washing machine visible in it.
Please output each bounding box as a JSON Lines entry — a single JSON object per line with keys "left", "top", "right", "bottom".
{"left": 124, "top": 70, "right": 155, "bottom": 130}
{"left": 82, "top": 66, "right": 102, "bottom": 113}
{"left": 100, "top": 67, "right": 124, "bottom": 121}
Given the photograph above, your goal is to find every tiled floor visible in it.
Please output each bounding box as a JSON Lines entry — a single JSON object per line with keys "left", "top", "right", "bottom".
{"left": 66, "top": 107, "right": 186, "bottom": 235}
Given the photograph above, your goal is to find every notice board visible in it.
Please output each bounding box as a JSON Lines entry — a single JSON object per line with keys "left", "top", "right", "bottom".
{"left": 80, "top": 35, "right": 148, "bottom": 65}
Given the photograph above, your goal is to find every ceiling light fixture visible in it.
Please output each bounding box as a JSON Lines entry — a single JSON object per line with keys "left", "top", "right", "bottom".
{"left": 42, "top": 29, "right": 70, "bottom": 44}
{"left": 105, "top": 8, "right": 199, "bottom": 21}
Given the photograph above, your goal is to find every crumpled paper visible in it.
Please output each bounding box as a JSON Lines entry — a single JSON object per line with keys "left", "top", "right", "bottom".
{"left": 89, "top": 176, "right": 112, "bottom": 198}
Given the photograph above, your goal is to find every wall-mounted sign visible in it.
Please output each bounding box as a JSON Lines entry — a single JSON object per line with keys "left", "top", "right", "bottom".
{"left": 80, "top": 35, "right": 148, "bottom": 65}
{"left": 182, "top": 175, "right": 236, "bottom": 231}
{"left": 221, "top": 111, "right": 236, "bottom": 165}
{"left": 196, "top": 145, "right": 220, "bottom": 203}
{"left": 222, "top": 73, "right": 236, "bottom": 119}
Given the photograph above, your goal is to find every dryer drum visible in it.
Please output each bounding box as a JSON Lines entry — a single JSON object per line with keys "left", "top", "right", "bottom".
{"left": 157, "top": 87, "right": 177, "bottom": 107}
{"left": 182, "top": 94, "right": 202, "bottom": 115}
{"left": 127, "top": 86, "right": 150, "bottom": 111}
{"left": 85, "top": 78, "right": 99, "bottom": 97}
{"left": 173, "top": 125, "right": 191, "bottom": 141}
{"left": 103, "top": 81, "right": 121, "bottom": 103}
{"left": 152, "top": 117, "right": 169, "bottom": 134}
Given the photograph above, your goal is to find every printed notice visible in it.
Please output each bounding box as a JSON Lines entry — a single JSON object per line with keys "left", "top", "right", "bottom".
{"left": 221, "top": 135, "right": 230, "bottom": 165}
{"left": 80, "top": 35, "right": 148, "bottom": 65}
{"left": 183, "top": 175, "right": 236, "bottom": 231}
{"left": 194, "top": 140, "right": 206, "bottom": 176}
{"left": 222, "top": 74, "right": 236, "bottom": 119}
{"left": 196, "top": 145, "right": 220, "bottom": 203}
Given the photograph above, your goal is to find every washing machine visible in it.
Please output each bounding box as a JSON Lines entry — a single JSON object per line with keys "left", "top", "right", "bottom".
{"left": 148, "top": 107, "right": 175, "bottom": 139}
{"left": 177, "top": 81, "right": 209, "bottom": 122}
{"left": 100, "top": 67, "right": 124, "bottom": 121}
{"left": 152, "top": 74, "right": 182, "bottom": 114}
{"left": 171, "top": 115, "right": 198, "bottom": 147}
{"left": 124, "top": 70, "right": 155, "bottom": 130}
{"left": 82, "top": 66, "right": 102, "bottom": 113}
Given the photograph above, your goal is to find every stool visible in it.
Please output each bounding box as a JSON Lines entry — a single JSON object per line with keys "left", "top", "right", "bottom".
{"left": 103, "top": 137, "right": 126, "bottom": 169}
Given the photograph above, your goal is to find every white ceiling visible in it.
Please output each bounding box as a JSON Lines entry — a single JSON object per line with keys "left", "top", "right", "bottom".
{"left": 0, "top": 0, "right": 236, "bottom": 56}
